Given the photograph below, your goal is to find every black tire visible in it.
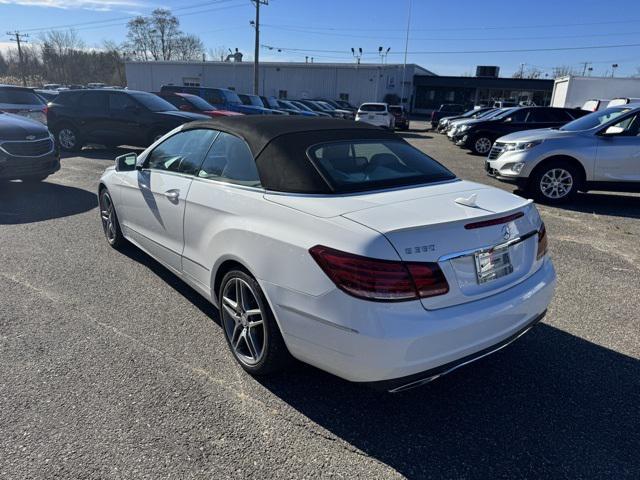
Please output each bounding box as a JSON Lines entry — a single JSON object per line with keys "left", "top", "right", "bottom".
{"left": 219, "top": 269, "right": 291, "bottom": 376}
{"left": 55, "top": 124, "right": 83, "bottom": 152}
{"left": 527, "top": 161, "right": 580, "bottom": 204}
{"left": 21, "top": 174, "right": 48, "bottom": 183}
{"left": 470, "top": 135, "right": 493, "bottom": 155}
{"left": 98, "top": 187, "right": 126, "bottom": 249}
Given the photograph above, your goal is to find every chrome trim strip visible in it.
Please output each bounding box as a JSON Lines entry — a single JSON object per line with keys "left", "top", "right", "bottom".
{"left": 439, "top": 229, "right": 538, "bottom": 262}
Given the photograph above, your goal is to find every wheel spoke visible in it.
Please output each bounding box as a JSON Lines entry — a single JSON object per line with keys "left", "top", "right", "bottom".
{"left": 247, "top": 319, "right": 263, "bottom": 329}
{"left": 234, "top": 328, "right": 245, "bottom": 350}
{"left": 222, "top": 295, "right": 238, "bottom": 312}
{"left": 245, "top": 330, "right": 259, "bottom": 359}
{"left": 244, "top": 308, "right": 261, "bottom": 317}
{"left": 222, "top": 303, "right": 239, "bottom": 321}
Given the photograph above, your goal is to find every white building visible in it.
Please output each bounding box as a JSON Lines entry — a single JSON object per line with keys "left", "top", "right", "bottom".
{"left": 124, "top": 60, "right": 435, "bottom": 107}
{"left": 551, "top": 75, "right": 640, "bottom": 108}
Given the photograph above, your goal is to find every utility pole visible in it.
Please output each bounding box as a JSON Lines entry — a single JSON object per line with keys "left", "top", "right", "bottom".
{"left": 7, "top": 31, "right": 28, "bottom": 86}
{"left": 252, "top": 0, "right": 268, "bottom": 95}
{"left": 579, "top": 61, "right": 591, "bottom": 76}
{"left": 400, "top": 0, "right": 412, "bottom": 108}
{"left": 519, "top": 62, "right": 526, "bottom": 78}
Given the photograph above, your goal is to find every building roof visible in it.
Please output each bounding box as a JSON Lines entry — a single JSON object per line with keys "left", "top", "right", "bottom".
{"left": 125, "top": 60, "right": 435, "bottom": 75}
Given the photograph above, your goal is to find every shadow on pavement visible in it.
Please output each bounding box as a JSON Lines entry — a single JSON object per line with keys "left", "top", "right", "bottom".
{"left": 397, "top": 132, "right": 433, "bottom": 140}
{"left": 0, "top": 181, "right": 97, "bottom": 225}
{"left": 257, "top": 324, "right": 639, "bottom": 478}
{"left": 109, "top": 240, "right": 638, "bottom": 478}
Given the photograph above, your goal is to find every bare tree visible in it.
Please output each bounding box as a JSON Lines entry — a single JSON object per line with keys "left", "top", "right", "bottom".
{"left": 551, "top": 65, "right": 576, "bottom": 78}
{"left": 174, "top": 34, "right": 204, "bottom": 61}
{"left": 126, "top": 8, "right": 187, "bottom": 61}
{"left": 512, "top": 66, "right": 543, "bottom": 79}
{"left": 208, "top": 45, "right": 228, "bottom": 62}
{"left": 40, "top": 29, "right": 85, "bottom": 84}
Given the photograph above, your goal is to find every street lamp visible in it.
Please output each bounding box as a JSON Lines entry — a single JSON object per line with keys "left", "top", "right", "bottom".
{"left": 378, "top": 46, "right": 391, "bottom": 65}
{"left": 611, "top": 63, "right": 619, "bottom": 77}
{"left": 351, "top": 47, "right": 362, "bottom": 64}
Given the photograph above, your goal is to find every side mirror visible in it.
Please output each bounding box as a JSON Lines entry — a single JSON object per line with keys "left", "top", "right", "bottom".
{"left": 602, "top": 125, "right": 625, "bottom": 136}
{"left": 115, "top": 152, "right": 138, "bottom": 172}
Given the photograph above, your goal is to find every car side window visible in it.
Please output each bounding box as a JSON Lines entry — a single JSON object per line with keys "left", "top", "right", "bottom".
{"left": 109, "top": 93, "right": 137, "bottom": 111}
{"left": 609, "top": 114, "right": 640, "bottom": 136}
{"left": 507, "top": 109, "right": 529, "bottom": 123}
{"left": 146, "top": 129, "right": 219, "bottom": 175}
{"left": 197, "top": 132, "right": 261, "bottom": 187}
{"left": 527, "top": 109, "right": 556, "bottom": 123}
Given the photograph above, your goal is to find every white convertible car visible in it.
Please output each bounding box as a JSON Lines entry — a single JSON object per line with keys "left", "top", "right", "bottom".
{"left": 99, "top": 116, "right": 556, "bottom": 392}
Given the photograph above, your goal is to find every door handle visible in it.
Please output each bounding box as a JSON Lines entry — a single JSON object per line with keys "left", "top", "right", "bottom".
{"left": 164, "top": 189, "right": 180, "bottom": 200}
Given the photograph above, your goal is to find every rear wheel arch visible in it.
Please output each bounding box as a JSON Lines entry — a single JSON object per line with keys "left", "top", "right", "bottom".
{"left": 212, "top": 259, "right": 253, "bottom": 306}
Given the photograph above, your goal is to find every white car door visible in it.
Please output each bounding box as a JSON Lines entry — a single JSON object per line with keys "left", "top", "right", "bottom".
{"left": 118, "top": 128, "right": 218, "bottom": 273}
{"left": 594, "top": 112, "right": 640, "bottom": 182}
{"left": 181, "top": 131, "right": 265, "bottom": 293}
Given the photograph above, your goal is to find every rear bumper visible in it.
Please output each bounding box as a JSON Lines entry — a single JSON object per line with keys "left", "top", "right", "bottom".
{"left": 0, "top": 151, "right": 60, "bottom": 180}
{"left": 367, "top": 310, "right": 545, "bottom": 392}
{"left": 262, "top": 258, "right": 556, "bottom": 384}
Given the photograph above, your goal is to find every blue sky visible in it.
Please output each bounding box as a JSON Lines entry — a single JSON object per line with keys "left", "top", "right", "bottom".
{"left": 2, "top": 0, "right": 640, "bottom": 77}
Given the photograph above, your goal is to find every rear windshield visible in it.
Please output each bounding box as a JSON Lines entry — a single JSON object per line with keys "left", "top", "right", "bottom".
{"left": 131, "top": 92, "right": 177, "bottom": 112}
{"left": 182, "top": 94, "right": 214, "bottom": 110}
{"left": 308, "top": 140, "right": 456, "bottom": 193}
{"left": 360, "top": 104, "right": 386, "bottom": 112}
{"left": 0, "top": 88, "right": 45, "bottom": 105}
{"left": 560, "top": 107, "right": 631, "bottom": 131}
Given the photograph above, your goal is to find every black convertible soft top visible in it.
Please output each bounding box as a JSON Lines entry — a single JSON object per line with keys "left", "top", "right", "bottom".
{"left": 182, "top": 116, "right": 408, "bottom": 194}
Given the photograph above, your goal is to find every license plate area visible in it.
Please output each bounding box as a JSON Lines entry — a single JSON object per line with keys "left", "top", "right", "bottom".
{"left": 474, "top": 246, "right": 513, "bottom": 284}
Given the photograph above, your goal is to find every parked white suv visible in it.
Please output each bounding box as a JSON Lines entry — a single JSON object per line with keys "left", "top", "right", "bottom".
{"left": 356, "top": 103, "right": 395, "bottom": 129}
{"left": 486, "top": 105, "right": 640, "bottom": 203}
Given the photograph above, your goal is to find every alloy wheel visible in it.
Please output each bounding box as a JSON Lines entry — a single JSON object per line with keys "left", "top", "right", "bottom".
{"left": 474, "top": 137, "right": 492, "bottom": 154}
{"left": 221, "top": 277, "right": 266, "bottom": 366}
{"left": 540, "top": 168, "right": 573, "bottom": 199}
{"left": 58, "top": 128, "right": 76, "bottom": 150}
{"left": 99, "top": 191, "right": 117, "bottom": 243}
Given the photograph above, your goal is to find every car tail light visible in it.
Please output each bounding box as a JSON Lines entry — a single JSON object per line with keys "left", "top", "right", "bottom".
{"left": 536, "top": 223, "right": 548, "bottom": 260}
{"left": 309, "top": 245, "right": 449, "bottom": 302}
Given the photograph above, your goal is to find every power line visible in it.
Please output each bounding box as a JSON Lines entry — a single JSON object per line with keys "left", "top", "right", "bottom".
{"left": 260, "top": 42, "right": 640, "bottom": 56}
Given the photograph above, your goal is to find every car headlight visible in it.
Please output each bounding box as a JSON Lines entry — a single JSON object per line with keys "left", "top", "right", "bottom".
{"left": 459, "top": 125, "right": 470, "bottom": 132}
{"left": 504, "top": 140, "right": 543, "bottom": 152}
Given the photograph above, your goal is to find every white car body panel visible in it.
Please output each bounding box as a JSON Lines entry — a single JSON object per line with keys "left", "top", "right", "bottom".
{"left": 99, "top": 124, "right": 556, "bottom": 385}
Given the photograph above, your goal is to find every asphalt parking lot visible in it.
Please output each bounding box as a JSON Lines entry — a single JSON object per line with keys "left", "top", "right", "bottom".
{"left": 1, "top": 120, "right": 638, "bottom": 479}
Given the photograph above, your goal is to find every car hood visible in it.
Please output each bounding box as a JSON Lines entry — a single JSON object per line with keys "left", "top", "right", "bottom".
{"left": 157, "top": 110, "right": 210, "bottom": 121}
{"left": 498, "top": 128, "right": 579, "bottom": 142}
{"left": 0, "top": 112, "right": 49, "bottom": 140}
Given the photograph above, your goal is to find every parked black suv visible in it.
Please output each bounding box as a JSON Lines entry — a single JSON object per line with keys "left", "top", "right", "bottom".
{"left": 454, "top": 106, "right": 589, "bottom": 155}
{"left": 47, "top": 89, "right": 208, "bottom": 151}
{"left": 0, "top": 111, "right": 59, "bottom": 182}
{"left": 430, "top": 104, "right": 466, "bottom": 129}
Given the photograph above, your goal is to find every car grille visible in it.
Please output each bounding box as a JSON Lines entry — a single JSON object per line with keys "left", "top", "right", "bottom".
{"left": 488, "top": 142, "right": 507, "bottom": 160}
{"left": 0, "top": 138, "right": 54, "bottom": 157}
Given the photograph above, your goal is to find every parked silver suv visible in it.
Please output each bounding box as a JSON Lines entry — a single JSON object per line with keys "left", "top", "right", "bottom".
{"left": 485, "top": 105, "right": 640, "bottom": 203}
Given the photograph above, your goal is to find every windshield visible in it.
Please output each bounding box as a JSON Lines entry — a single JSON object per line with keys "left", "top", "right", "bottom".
{"left": 245, "top": 95, "right": 264, "bottom": 107}
{"left": 360, "top": 104, "right": 386, "bottom": 112}
{"left": 315, "top": 101, "right": 334, "bottom": 111}
{"left": 131, "top": 92, "right": 177, "bottom": 112}
{"left": 308, "top": 140, "right": 456, "bottom": 193}
{"left": 560, "top": 107, "right": 631, "bottom": 131}
{"left": 0, "top": 88, "right": 45, "bottom": 105}
{"left": 291, "top": 101, "right": 313, "bottom": 112}
{"left": 490, "top": 107, "right": 519, "bottom": 120}
{"left": 222, "top": 90, "right": 242, "bottom": 105}
{"left": 181, "top": 94, "right": 215, "bottom": 110}
{"left": 280, "top": 100, "right": 299, "bottom": 110}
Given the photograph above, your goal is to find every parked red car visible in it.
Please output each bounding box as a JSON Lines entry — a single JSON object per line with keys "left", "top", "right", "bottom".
{"left": 155, "top": 92, "right": 242, "bottom": 118}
